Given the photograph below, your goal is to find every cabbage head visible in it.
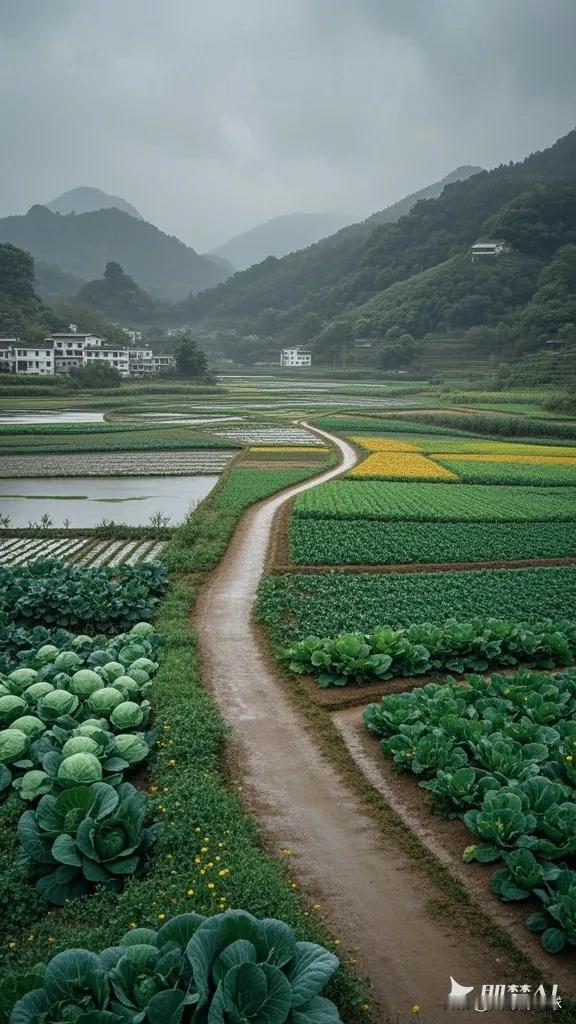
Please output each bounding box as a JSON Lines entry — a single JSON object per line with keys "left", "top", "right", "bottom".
{"left": 118, "top": 644, "right": 146, "bottom": 666}
{"left": 74, "top": 720, "right": 109, "bottom": 735}
{"left": 7, "top": 668, "right": 39, "bottom": 694}
{"left": 87, "top": 687, "right": 124, "bottom": 716}
{"left": 101, "top": 661, "right": 125, "bottom": 683}
{"left": 0, "top": 683, "right": 9, "bottom": 698}
{"left": 110, "top": 702, "right": 146, "bottom": 730}
{"left": 129, "top": 622, "right": 154, "bottom": 638}
{"left": 125, "top": 668, "right": 150, "bottom": 688}
{"left": 71, "top": 634, "right": 92, "bottom": 649}
{"left": 129, "top": 658, "right": 157, "bottom": 675}
{"left": 38, "top": 689, "right": 79, "bottom": 722}
{"left": 0, "top": 694, "right": 27, "bottom": 725}
{"left": 0, "top": 728, "right": 28, "bottom": 765}
{"left": 114, "top": 734, "right": 149, "bottom": 765}
{"left": 54, "top": 650, "right": 83, "bottom": 673}
{"left": 57, "top": 751, "right": 103, "bottom": 785}
{"left": 69, "top": 669, "right": 105, "bottom": 698}
{"left": 61, "top": 736, "right": 100, "bottom": 758}
{"left": 10, "top": 715, "right": 45, "bottom": 738}
{"left": 36, "top": 645, "right": 59, "bottom": 665}
{"left": 23, "top": 681, "right": 54, "bottom": 702}
{"left": 16, "top": 769, "right": 53, "bottom": 801}
{"left": 111, "top": 675, "right": 141, "bottom": 698}
{"left": 51, "top": 672, "right": 72, "bottom": 689}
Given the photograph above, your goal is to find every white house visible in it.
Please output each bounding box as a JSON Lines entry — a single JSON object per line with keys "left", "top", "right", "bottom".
{"left": 83, "top": 346, "right": 131, "bottom": 377}
{"left": 11, "top": 340, "right": 55, "bottom": 375}
{"left": 470, "top": 239, "right": 510, "bottom": 259}
{"left": 128, "top": 348, "right": 155, "bottom": 377}
{"left": 152, "top": 354, "right": 176, "bottom": 373}
{"left": 280, "top": 347, "right": 312, "bottom": 367}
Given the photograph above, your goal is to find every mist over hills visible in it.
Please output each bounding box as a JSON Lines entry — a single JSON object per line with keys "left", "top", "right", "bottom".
{"left": 0, "top": 204, "right": 232, "bottom": 302}
{"left": 46, "top": 187, "right": 143, "bottom": 220}
{"left": 211, "top": 212, "right": 351, "bottom": 271}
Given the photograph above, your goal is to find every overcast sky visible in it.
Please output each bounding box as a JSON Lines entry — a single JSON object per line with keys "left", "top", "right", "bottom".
{"left": 1, "top": 0, "right": 574, "bottom": 252}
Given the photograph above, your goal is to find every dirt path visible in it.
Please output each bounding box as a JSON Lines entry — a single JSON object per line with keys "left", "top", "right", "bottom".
{"left": 194, "top": 424, "right": 535, "bottom": 1023}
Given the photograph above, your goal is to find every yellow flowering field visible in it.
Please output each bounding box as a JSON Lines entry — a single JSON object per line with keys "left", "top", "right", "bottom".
{"left": 350, "top": 435, "right": 422, "bottom": 452}
{"left": 432, "top": 453, "right": 576, "bottom": 465}
{"left": 350, "top": 451, "right": 459, "bottom": 479}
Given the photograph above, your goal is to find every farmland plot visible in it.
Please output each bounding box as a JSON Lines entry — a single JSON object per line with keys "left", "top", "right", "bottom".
{"left": 0, "top": 449, "right": 235, "bottom": 477}
{"left": 213, "top": 425, "right": 326, "bottom": 446}
{"left": 436, "top": 457, "right": 576, "bottom": 486}
{"left": 0, "top": 535, "right": 167, "bottom": 566}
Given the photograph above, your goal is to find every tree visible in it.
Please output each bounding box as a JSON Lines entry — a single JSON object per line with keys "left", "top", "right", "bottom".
{"left": 174, "top": 332, "right": 211, "bottom": 379}
{"left": 69, "top": 362, "right": 122, "bottom": 389}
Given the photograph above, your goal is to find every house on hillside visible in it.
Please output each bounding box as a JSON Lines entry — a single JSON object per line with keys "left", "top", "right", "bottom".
{"left": 280, "top": 346, "right": 312, "bottom": 367}
{"left": 470, "top": 239, "right": 510, "bottom": 260}
{"left": 544, "top": 338, "right": 568, "bottom": 352}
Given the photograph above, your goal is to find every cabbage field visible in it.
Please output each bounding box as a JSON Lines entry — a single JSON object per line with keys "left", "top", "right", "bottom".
{"left": 0, "top": 536, "right": 167, "bottom": 568}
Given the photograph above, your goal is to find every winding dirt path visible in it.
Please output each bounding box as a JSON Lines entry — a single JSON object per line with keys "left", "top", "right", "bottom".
{"left": 194, "top": 425, "right": 532, "bottom": 1023}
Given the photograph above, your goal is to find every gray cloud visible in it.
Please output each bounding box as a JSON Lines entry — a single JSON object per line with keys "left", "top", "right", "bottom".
{"left": 0, "top": 0, "right": 574, "bottom": 251}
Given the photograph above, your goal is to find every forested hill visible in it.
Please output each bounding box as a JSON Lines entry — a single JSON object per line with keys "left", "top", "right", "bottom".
{"left": 0, "top": 205, "right": 232, "bottom": 303}
{"left": 179, "top": 128, "right": 576, "bottom": 340}
{"left": 0, "top": 243, "right": 64, "bottom": 341}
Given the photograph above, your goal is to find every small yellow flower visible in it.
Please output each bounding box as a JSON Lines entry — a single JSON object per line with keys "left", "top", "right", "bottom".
{"left": 313, "top": 904, "right": 321, "bottom": 910}
{"left": 207, "top": 862, "right": 214, "bottom": 868}
{"left": 200, "top": 869, "right": 206, "bottom": 875}
{"left": 8, "top": 942, "right": 16, "bottom": 949}
{"left": 167, "top": 759, "right": 177, "bottom": 766}
{"left": 27, "top": 935, "right": 35, "bottom": 943}
{"left": 158, "top": 913, "right": 166, "bottom": 921}
{"left": 207, "top": 882, "right": 215, "bottom": 890}
{"left": 412, "top": 1005, "right": 421, "bottom": 1015}
{"left": 334, "top": 939, "right": 341, "bottom": 946}
{"left": 200, "top": 846, "right": 208, "bottom": 853}
{"left": 47, "top": 937, "right": 56, "bottom": 944}
{"left": 187, "top": 889, "right": 195, "bottom": 897}
{"left": 195, "top": 827, "right": 201, "bottom": 833}
{"left": 361, "top": 1004, "right": 370, "bottom": 1012}
{"left": 218, "top": 868, "right": 229, "bottom": 877}
{"left": 129, "top": 922, "right": 138, "bottom": 929}
{"left": 218, "top": 842, "right": 224, "bottom": 848}
{"left": 203, "top": 837, "right": 210, "bottom": 843}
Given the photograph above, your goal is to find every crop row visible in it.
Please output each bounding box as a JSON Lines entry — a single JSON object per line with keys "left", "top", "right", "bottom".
{"left": 293, "top": 480, "right": 576, "bottom": 522}
{"left": 348, "top": 452, "right": 458, "bottom": 480}
{"left": 436, "top": 458, "right": 576, "bottom": 486}
{"left": 0, "top": 536, "right": 167, "bottom": 568}
{"left": 255, "top": 567, "right": 576, "bottom": 643}
{"left": 0, "top": 450, "right": 235, "bottom": 478}
{"left": 288, "top": 518, "right": 576, "bottom": 566}
{"left": 213, "top": 426, "right": 325, "bottom": 446}
{"left": 363, "top": 669, "right": 576, "bottom": 954}
{"left": 281, "top": 617, "right": 576, "bottom": 687}
{"left": 0, "top": 559, "right": 167, "bottom": 633}
{"left": 212, "top": 467, "right": 326, "bottom": 513}
{"left": 0, "top": 431, "right": 240, "bottom": 456}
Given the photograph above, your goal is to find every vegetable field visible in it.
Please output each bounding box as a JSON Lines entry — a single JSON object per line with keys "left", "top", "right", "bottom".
{"left": 0, "top": 450, "right": 235, "bottom": 478}
{"left": 0, "top": 536, "right": 167, "bottom": 568}
{"left": 289, "top": 519, "right": 576, "bottom": 565}
{"left": 256, "top": 566, "right": 576, "bottom": 643}
{"left": 293, "top": 480, "right": 576, "bottom": 522}
{"left": 436, "top": 457, "right": 576, "bottom": 486}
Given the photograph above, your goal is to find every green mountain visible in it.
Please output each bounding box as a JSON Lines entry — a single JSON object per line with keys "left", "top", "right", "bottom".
{"left": 34, "top": 261, "right": 86, "bottom": 303}
{"left": 179, "top": 129, "right": 576, "bottom": 360}
{"left": 46, "top": 186, "right": 143, "bottom": 220}
{"left": 211, "top": 212, "right": 351, "bottom": 270}
{"left": 77, "top": 261, "right": 157, "bottom": 321}
{"left": 0, "top": 243, "right": 64, "bottom": 342}
{"left": 0, "top": 205, "right": 232, "bottom": 302}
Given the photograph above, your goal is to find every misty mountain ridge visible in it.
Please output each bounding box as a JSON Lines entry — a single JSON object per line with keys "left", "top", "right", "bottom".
{"left": 211, "top": 211, "right": 351, "bottom": 271}
{"left": 0, "top": 204, "right": 232, "bottom": 302}
{"left": 47, "top": 186, "right": 143, "bottom": 220}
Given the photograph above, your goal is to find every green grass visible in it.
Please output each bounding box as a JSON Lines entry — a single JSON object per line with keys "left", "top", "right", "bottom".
{"left": 0, "top": 580, "right": 367, "bottom": 1022}
{"left": 163, "top": 459, "right": 333, "bottom": 572}
{"left": 293, "top": 479, "right": 576, "bottom": 522}
{"left": 436, "top": 458, "right": 576, "bottom": 486}
{"left": 256, "top": 566, "right": 576, "bottom": 643}
{"left": 289, "top": 518, "right": 576, "bottom": 565}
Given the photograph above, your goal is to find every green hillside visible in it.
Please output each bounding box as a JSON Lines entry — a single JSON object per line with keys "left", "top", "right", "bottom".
{"left": 0, "top": 244, "right": 64, "bottom": 341}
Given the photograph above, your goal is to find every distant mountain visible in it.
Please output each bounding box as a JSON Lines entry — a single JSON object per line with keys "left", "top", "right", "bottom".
{"left": 47, "top": 187, "right": 143, "bottom": 220}
{"left": 78, "top": 261, "right": 157, "bottom": 321}
{"left": 0, "top": 205, "right": 232, "bottom": 302}
{"left": 211, "top": 212, "right": 351, "bottom": 271}
{"left": 34, "top": 261, "right": 86, "bottom": 303}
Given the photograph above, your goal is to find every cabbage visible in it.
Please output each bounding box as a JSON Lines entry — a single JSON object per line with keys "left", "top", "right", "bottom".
{"left": 10, "top": 715, "right": 45, "bottom": 738}
{"left": 24, "top": 681, "right": 54, "bottom": 702}
{"left": 129, "top": 622, "right": 154, "bottom": 637}
{"left": 87, "top": 650, "right": 112, "bottom": 668}
{"left": 36, "top": 644, "right": 59, "bottom": 664}
{"left": 57, "top": 751, "right": 103, "bottom": 785}
{"left": 38, "top": 689, "right": 80, "bottom": 722}
{"left": 54, "top": 650, "right": 83, "bottom": 673}
{"left": 52, "top": 672, "right": 72, "bottom": 689}
{"left": 17, "top": 769, "right": 53, "bottom": 801}
{"left": 118, "top": 644, "right": 146, "bottom": 666}
{"left": 38, "top": 664, "right": 58, "bottom": 681}
{"left": 75, "top": 719, "right": 109, "bottom": 733}
{"left": 101, "top": 661, "right": 125, "bottom": 682}
{"left": 128, "top": 658, "right": 156, "bottom": 675}
{"left": 0, "top": 728, "right": 28, "bottom": 764}
{"left": 0, "top": 694, "right": 27, "bottom": 725}
{"left": 69, "top": 669, "right": 105, "bottom": 698}
{"left": 87, "top": 687, "right": 124, "bottom": 716}
{"left": 71, "top": 635, "right": 92, "bottom": 649}
{"left": 110, "top": 701, "right": 144, "bottom": 729}
{"left": 0, "top": 683, "right": 9, "bottom": 698}
{"left": 114, "top": 734, "right": 149, "bottom": 765}
{"left": 125, "top": 668, "right": 150, "bottom": 687}
{"left": 7, "top": 668, "right": 39, "bottom": 694}
{"left": 61, "top": 736, "right": 100, "bottom": 758}
{"left": 111, "top": 675, "right": 140, "bottom": 698}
